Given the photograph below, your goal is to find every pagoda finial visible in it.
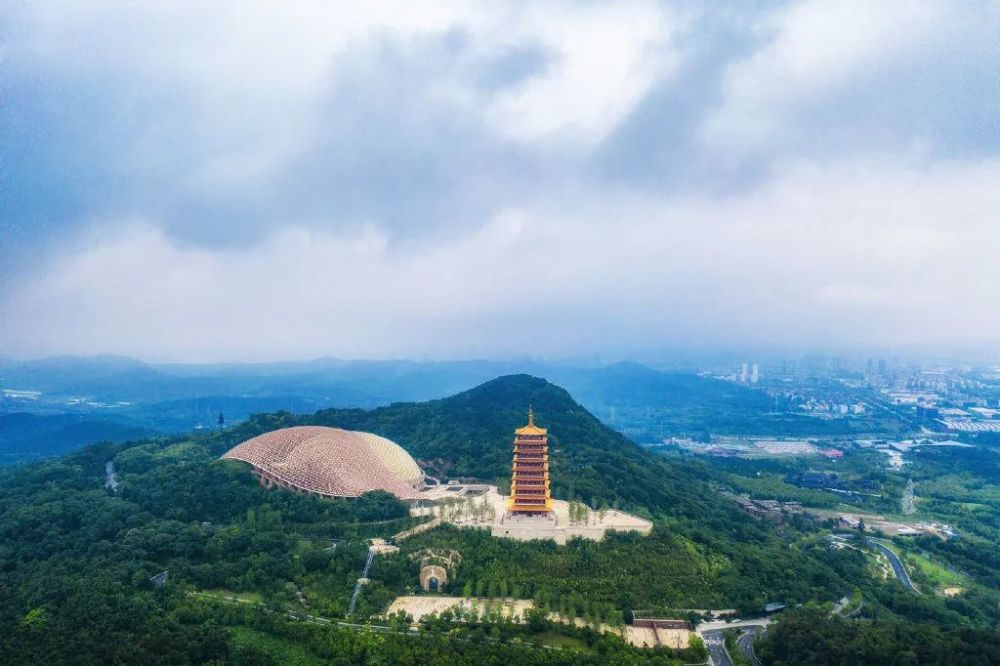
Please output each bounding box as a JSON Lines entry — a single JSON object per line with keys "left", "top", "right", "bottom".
{"left": 527, "top": 405, "right": 535, "bottom": 426}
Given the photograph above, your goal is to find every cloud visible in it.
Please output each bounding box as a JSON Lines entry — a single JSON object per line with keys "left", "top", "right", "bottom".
{"left": 1, "top": 1, "right": 683, "bottom": 249}
{"left": 479, "top": 2, "right": 682, "bottom": 143}
{"left": 2, "top": 2, "right": 1000, "bottom": 360}
{"left": 6, "top": 155, "right": 1000, "bottom": 360}
{"left": 701, "top": 0, "right": 1000, "bottom": 160}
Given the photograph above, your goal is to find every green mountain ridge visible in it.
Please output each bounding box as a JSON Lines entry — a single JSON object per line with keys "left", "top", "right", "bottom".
{"left": 0, "top": 373, "right": 940, "bottom": 665}
{"left": 205, "top": 375, "right": 853, "bottom": 615}
{"left": 215, "top": 374, "right": 715, "bottom": 519}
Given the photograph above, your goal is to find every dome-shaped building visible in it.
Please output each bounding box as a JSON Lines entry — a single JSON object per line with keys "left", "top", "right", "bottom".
{"left": 221, "top": 426, "right": 424, "bottom": 500}
{"left": 351, "top": 431, "right": 424, "bottom": 487}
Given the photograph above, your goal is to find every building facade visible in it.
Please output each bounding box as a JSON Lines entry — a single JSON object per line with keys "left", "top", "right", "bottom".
{"left": 508, "top": 408, "right": 553, "bottom": 515}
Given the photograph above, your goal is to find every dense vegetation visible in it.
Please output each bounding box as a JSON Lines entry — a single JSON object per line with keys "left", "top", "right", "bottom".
{"left": 3, "top": 374, "right": 1000, "bottom": 663}
{"left": 738, "top": 439, "right": 1000, "bottom": 662}
{"left": 0, "top": 375, "right": 752, "bottom": 663}
{"left": 709, "top": 449, "right": 905, "bottom": 514}
{"left": 758, "top": 606, "right": 1000, "bottom": 665}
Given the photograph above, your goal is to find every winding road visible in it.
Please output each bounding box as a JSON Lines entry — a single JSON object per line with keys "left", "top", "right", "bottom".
{"left": 867, "top": 537, "right": 917, "bottom": 592}
{"left": 700, "top": 620, "right": 770, "bottom": 666}
{"left": 736, "top": 626, "right": 765, "bottom": 666}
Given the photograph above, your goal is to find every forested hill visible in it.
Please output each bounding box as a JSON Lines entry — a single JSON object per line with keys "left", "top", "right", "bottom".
{"left": 6, "top": 373, "right": 975, "bottom": 664}
{"left": 215, "top": 374, "right": 717, "bottom": 520}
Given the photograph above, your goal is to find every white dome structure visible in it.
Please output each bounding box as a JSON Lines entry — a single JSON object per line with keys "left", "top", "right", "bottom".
{"left": 222, "top": 426, "right": 424, "bottom": 500}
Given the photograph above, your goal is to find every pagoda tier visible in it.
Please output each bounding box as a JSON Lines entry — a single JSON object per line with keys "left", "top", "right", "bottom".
{"left": 508, "top": 408, "right": 554, "bottom": 515}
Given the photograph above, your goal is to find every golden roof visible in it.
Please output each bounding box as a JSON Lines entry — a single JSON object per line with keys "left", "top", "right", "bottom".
{"left": 514, "top": 406, "right": 547, "bottom": 436}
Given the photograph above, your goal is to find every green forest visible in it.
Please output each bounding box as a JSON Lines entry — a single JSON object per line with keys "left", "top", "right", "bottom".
{"left": 2, "top": 375, "right": 1000, "bottom": 663}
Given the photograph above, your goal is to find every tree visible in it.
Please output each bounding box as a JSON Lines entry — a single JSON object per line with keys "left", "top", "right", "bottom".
{"left": 524, "top": 607, "right": 549, "bottom": 632}
{"left": 387, "top": 610, "right": 413, "bottom": 632}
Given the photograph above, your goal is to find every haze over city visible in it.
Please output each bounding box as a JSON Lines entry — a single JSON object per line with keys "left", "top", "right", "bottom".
{"left": 3, "top": 1, "right": 1000, "bottom": 362}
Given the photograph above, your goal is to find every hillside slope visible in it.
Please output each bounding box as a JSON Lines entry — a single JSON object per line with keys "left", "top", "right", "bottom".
{"left": 0, "top": 374, "right": 881, "bottom": 664}
{"left": 216, "top": 374, "right": 714, "bottom": 519}
{"left": 209, "top": 375, "right": 859, "bottom": 613}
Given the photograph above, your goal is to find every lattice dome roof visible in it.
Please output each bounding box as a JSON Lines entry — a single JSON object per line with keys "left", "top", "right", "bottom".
{"left": 222, "top": 426, "right": 424, "bottom": 500}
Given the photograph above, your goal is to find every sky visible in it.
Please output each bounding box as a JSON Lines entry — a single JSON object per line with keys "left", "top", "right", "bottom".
{"left": 2, "top": 1, "right": 999, "bottom": 362}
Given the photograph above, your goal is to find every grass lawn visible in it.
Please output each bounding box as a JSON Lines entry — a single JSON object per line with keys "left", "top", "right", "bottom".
{"left": 877, "top": 541, "right": 965, "bottom": 590}
{"left": 228, "top": 627, "right": 326, "bottom": 666}
{"left": 904, "top": 550, "right": 965, "bottom": 588}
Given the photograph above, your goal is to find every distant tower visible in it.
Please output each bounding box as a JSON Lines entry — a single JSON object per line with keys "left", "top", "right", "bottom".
{"left": 740, "top": 362, "right": 749, "bottom": 383}
{"left": 751, "top": 364, "right": 760, "bottom": 384}
{"left": 878, "top": 359, "right": 888, "bottom": 378}
{"left": 508, "top": 407, "right": 553, "bottom": 516}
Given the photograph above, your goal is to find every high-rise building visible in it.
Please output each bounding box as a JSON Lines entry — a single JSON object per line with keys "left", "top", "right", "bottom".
{"left": 740, "top": 362, "right": 749, "bottom": 383}
{"left": 751, "top": 364, "right": 760, "bottom": 384}
{"left": 508, "top": 407, "right": 553, "bottom": 515}
{"left": 878, "top": 359, "right": 888, "bottom": 377}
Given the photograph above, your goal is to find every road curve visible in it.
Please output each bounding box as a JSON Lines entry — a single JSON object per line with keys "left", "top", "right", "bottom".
{"left": 698, "top": 617, "right": 771, "bottom": 666}
{"left": 700, "top": 629, "right": 733, "bottom": 666}
{"left": 737, "top": 626, "right": 765, "bottom": 666}
{"left": 867, "top": 537, "right": 917, "bottom": 592}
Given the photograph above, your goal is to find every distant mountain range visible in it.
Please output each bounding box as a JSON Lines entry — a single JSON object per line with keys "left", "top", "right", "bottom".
{"left": 0, "top": 355, "right": 742, "bottom": 404}
{"left": 0, "top": 412, "right": 157, "bottom": 465}
{"left": 0, "top": 355, "right": 904, "bottom": 464}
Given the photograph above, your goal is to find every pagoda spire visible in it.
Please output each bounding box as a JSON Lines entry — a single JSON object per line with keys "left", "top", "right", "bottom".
{"left": 527, "top": 405, "right": 534, "bottom": 426}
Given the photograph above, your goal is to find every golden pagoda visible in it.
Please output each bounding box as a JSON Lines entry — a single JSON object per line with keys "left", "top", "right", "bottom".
{"left": 508, "top": 407, "right": 553, "bottom": 515}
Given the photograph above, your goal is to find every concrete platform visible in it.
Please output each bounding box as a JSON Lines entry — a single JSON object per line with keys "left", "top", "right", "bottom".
{"left": 415, "top": 484, "right": 652, "bottom": 544}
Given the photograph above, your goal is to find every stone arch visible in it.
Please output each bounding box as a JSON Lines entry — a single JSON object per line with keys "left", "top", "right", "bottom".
{"left": 420, "top": 565, "right": 448, "bottom": 592}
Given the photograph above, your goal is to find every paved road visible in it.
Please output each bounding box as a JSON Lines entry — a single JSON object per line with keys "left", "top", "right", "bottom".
{"left": 736, "top": 626, "right": 765, "bottom": 666}
{"left": 698, "top": 617, "right": 771, "bottom": 666}
{"left": 867, "top": 537, "right": 917, "bottom": 592}
{"left": 701, "top": 629, "right": 733, "bottom": 666}
{"left": 698, "top": 617, "right": 771, "bottom": 632}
